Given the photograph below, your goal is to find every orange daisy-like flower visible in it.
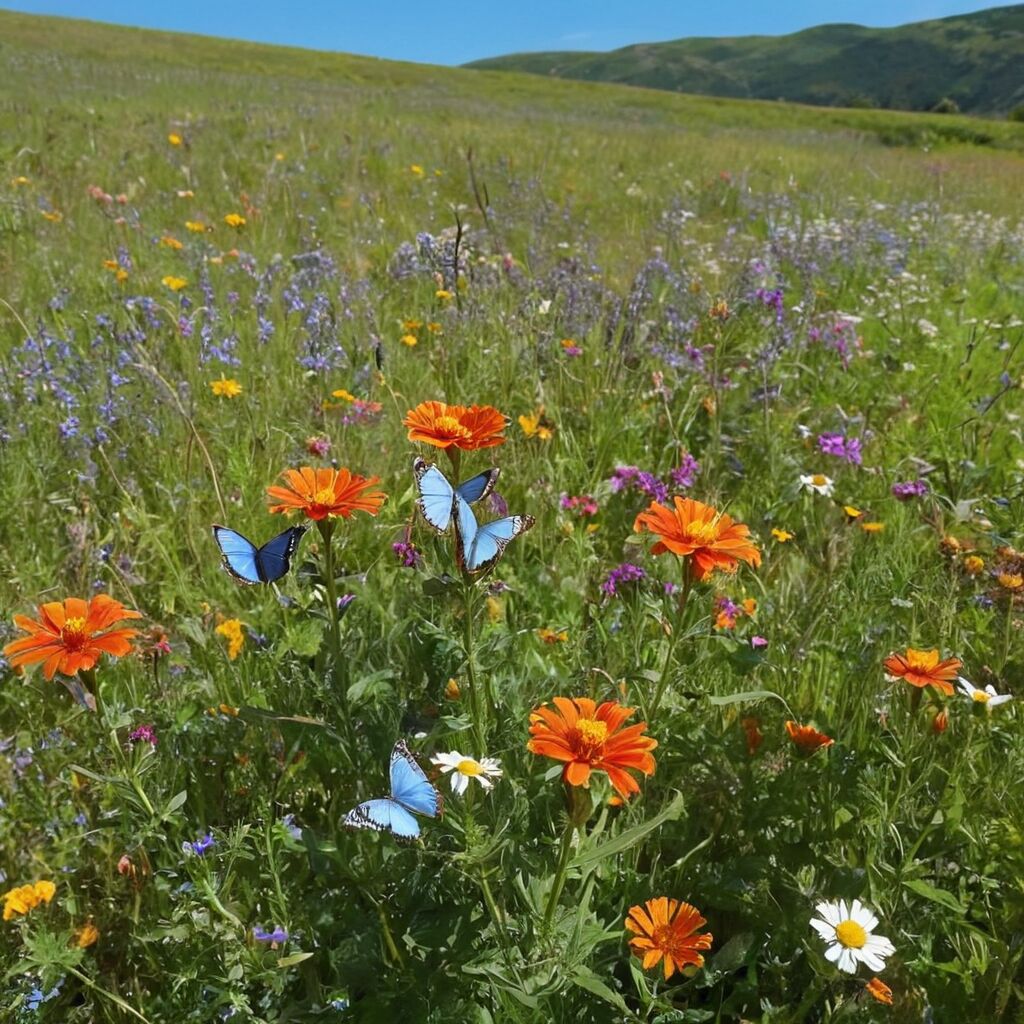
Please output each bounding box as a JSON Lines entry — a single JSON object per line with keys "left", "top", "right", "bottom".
{"left": 882, "top": 647, "right": 961, "bottom": 696}
{"left": 267, "top": 467, "right": 387, "bottom": 522}
{"left": 3, "top": 595, "right": 142, "bottom": 680}
{"left": 403, "top": 400, "right": 507, "bottom": 451}
{"left": 527, "top": 696, "right": 657, "bottom": 798}
{"left": 625, "top": 898, "right": 713, "bottom": 979}
{"left": 785, "top": 720, "right": 834, "bottom": 755}
{"left": 633, "top": 497, "right": 761, "bottom": 581}
{"left": 865, "top": 977, "right": 894, "bottom": 1005}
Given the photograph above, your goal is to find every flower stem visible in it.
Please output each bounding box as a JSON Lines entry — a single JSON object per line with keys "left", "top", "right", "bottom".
{"left": 462, "top": 580, "right": 486, "bottom": 750}
{"left": 648, "top": 568, "right": 692, "bottom": 721}
{"left": 317, "top": 519, "right": 342, "bottom": 670}
{"left": 543, "top": 817, "right": 576, "bottom": 933}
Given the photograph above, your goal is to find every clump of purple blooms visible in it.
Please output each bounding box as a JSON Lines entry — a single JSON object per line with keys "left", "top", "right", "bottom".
{"left": 254, "top": 926, "right": 288, "bottom": 944}
{"left": 602, "top": 563, "right": 646, "bottom": 597}
{"left": 560, "top": 494, "right": 598, "bottom": 517}
{"left": 610, "top": 455, "right": 700, "bottom": 503}
{"left": 392, "top": 540, "right": 422, "bottom": 568}
{"left": 182, "top": 833, "right": 215, "bottom": 857}
{"left": 669, "top": 453, "right": 700, "bottom": 489}
{"left": 817, "top": 433, "right": 862, "bottom": 466}
{"left": 128, "top": 724, "right": 157, "bottom": 747}
{"left": 891, "top": 479, "right": 929, "bottom": 501}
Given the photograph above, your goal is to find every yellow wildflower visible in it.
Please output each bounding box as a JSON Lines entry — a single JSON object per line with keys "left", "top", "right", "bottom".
{"left": 999, "top": 572, "right": 1023, "bottom": 590}
{"left": 331, "top": 388, "right": 356, "bottom": 402}
{"left": 185, "top": 220, "right": 207, "bottom": 233}
{"left": 160, "top": 235, "right": 183, "bottom": 250}
{"left": 771, "top": 528, "right": 794, "bottom": 543}
{"left": 537, "top": 627, "right": 568, "bottom": 644}
{"left": 403, "top": 319, "right": 422, "bottom": 331}
{"left": 444, "top": 678, "right": 461, "bottom": 700}
{"left": 274, "top": 152, "right": 285, "bottom": 161}
{"left": 410, "top": 164, "right": 425, "bottom": 177}
{"left": 400, "top": 334, "right": 418, "bottom": 347}
{"left": 209, "top": 377, "right": 242, "bottom": 398}
{"left": 215, "top": 618, "right": 245, "bottom": 660}
{"left": 115, "top": 269, "right": 128, "bottom": 284}
{"left": 10, "top": 176, "right": 30, "bottom": 187}
{"left": 74, "top": 922, "right": 100, "bottom": 948}
{"left": 486, "top": 596, "right": 504, "bottom": 623}
{"left": 435, "top": 289, "right": 453, "bottom": 302}
{"left": 843, "top": 505, "right": 864, "bottom": 520}
{"left": 168, "top": 132, "right": 182, "bottom": 146}
{"left": 963, "top": 555, "right": 984, "bottom": 575}
{"left": 223, "top": 213, "right": 246, "bottom": 228}
{"left": 519, "top": 409, "right": 553, "bottom": 441}
{"left": 860, "top": 521, "right": 885, "bottom": 533}
{"left": 426, "top": 321, "right": 443, "bottom": 334}
{"left": 162, "top": 275, "right": 187, "bottom": 292}
{"left": 3, "top": 880, "right": 56, "bottom": 921}
{"left": 40, "top": 210, "right": 62, "bottom": 223}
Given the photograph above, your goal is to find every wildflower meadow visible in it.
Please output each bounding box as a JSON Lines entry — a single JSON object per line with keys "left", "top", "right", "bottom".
{"left": 1, "top": 10, "right": 1023, "bottom": 1023}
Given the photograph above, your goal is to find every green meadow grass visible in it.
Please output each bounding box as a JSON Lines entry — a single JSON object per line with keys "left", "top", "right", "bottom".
{"left": 1, "top": 10, "right": 1023, "bottom": 1023}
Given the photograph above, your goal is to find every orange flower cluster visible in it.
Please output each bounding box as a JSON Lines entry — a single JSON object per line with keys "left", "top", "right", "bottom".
{"left": 625, "top": 898, "right": 713, "bottom": 979}
{"left": 267, "top": 467, "right": 387, "bottom": 522}
{"left": 527, "top": 697, "right": 657, "bottom": 799}
{"left": 3, "top": 595, "right": 141, "bottom": 680}
{"left": 634, "top": 497, "right": 761, "bottom": 581}
{"left": 3, "top": 880, "right": 56, "bottom": 921}
{"left": 403, "top": 400, "right": 507, "bottom": 451}
{"left": 785, "top": 720, "right": 834, "bottom": 755}
{"left": 883, "top": 647, "right": 961, "bottom": 696}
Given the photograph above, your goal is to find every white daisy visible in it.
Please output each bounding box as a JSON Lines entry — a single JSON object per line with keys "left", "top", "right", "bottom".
{"left": 810, "top": 899, "right": 895, "bottom": 974}
{"left": 957, "top": 676, "right": 1013, "bottom": 708}
{"left": 799, "top": 473, "right": 834, "bottom": 497}
{"left": 429, "top": 751, "right": 502, "bottom": 796}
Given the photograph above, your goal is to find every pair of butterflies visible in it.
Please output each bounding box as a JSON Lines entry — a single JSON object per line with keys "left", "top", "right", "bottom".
{"left": 345, "top": 740, "right": 440, "bottom": 840}
{"left": 413, "top": 457, "right": 534, "bottom": 574}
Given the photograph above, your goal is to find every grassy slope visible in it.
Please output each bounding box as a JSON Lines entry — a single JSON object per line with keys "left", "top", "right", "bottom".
{"left": 466, "top": 3, "right": 1024, "bottom": 114}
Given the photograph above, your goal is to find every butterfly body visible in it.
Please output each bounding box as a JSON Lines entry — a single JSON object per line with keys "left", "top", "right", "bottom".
{"left": 412, "top": 457, "right": 499, "bottom": 534}
{"left": 453, "top": 493, "right": 534, "bottom": 575}
{"left": 345, "top": 740, "right": 441, "bottom": 840}
{"left": 212, "top": 524, "right": 307, "bottom": 585}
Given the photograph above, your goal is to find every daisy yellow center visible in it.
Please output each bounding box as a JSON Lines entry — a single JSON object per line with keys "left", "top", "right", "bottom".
{"left": 905, "top": 650, "right": 936, "bottom": 671}
{"left": 434, "top": 415, "right": 471, "bottom": 440}
{"left": 61, "top": 616, "right": 88, "bottom": 650}
{"left": 835, "top": 919, "right": 867, "bottom": 949}
{"left": 972, "top": 690, "right": 990, "bottom": 703}
{"left": 456, "top": 758, "right": 483, "bottom": 776}
{"left": 812, "top": 474, "right": 827, "bottom": 487}
{"left": 682, "top": 519, "right": 719, "bottom": 545}
{"left": 575, "top": 717, "right": 608, "bottom": 758}
{"left": 313, "top": 488, "right": 337, "bottom": 506}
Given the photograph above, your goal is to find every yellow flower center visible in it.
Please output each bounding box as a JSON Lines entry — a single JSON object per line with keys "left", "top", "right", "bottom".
{"left": 434, "top": 415, "right": 471, "bottom": 440}
{"left": 812, "top": 474, "right": 827, "bottom": 487}
{"left": 61, "top": 616, "right": 88, "bottom": 650}
{"left": 456, "top": 758, "right": 483, "bottom": 777}
{"left": 575, "top": 717, "right": 609, "bottom": 758}
{"left": 313, "top": 488, "right": 336, "bottom": 506}
{"left": 835, "top": 919, "right": 867, "bottom": 949}
{"left": 682, "top": 519, "right": 720, "bottom": 545}
{"left": 972, "top": 689, "right": 990, "bottom": 703}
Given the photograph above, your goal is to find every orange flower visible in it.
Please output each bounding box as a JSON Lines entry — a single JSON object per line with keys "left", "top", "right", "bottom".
{"left": 267, "top": 467, "right": 387, "bottom": 522}
{"left": 634, "top": 497, "right": 761, "bottom": 581}
{"left": 403, "top": 400, "right": 507, "bottom": 451}
{"left": 741, "top": 716, "right": 764, "bottom": 755}
{"left": 865, "top": 977, "right": 893, "bottom": 1005}
{"left": 785, "top": 720, "right": 834, "bottom": 755}
{"left": 3, "top": 596, "right": 142, "bottom": 680}
{"left": 527, "top": 696, "right": 657, "bottom": 798}
{"left": 625, "top": 898, "right": 713, "bottom": 979}
{"left": 883, "top": 647, "right": 961, "bottom": 696}
{"left": 932, "top": 708, "right": 949, "bottom": 734}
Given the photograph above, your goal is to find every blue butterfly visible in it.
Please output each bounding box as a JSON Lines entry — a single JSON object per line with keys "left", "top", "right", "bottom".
{"left": 212, "top": 524, "right": 307, "bottom": 585}
{"left": 344, "top": 740, "right": 441, "bottom": 840}
{"left": 453, "top": 493, "right": 534, "bottom": 575}
{"left": 412, "top": 456, "right": 499, "bottom": 534}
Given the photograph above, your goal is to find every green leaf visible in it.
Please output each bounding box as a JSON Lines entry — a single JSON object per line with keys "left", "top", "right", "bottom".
{"left": 569, "top": 966, "right": 629, "bottom": 1011}
{"left": 572, "top": 792, "right": 685, "bottom": 869}
{"left": 903, "top": 878, "right": 966, "bottom": 913}
{"left": 706, "top": 689, "right": 793, "bottom": 715}
{"left": 163, "top": 790, "right": 188, "bottom": 817}
{"left": 710, "top": 931, "right": 754, "bottom": 973}
{"left": 422, "top": 576, "right": 454, "bottom": 596}
{"left": 277, "top": 951, "right": 315, "bottom": 968}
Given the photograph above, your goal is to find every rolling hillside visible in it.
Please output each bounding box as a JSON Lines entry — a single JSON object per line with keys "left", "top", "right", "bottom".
{"left": 466, "top": 4, "right": 1024, "bottom": 114}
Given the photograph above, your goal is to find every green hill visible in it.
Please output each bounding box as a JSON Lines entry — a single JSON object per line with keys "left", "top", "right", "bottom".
{"left": 466, "top": 4, "right": 1024, "bottom": 114}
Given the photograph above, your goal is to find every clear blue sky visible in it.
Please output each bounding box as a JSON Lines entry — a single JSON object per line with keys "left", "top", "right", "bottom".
{"left": 0, "top": 1, "right": 1004, "bottom": 65}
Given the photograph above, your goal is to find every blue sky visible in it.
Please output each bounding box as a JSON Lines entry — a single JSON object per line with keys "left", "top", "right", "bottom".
{"left": 1, "top": 1, "right": 1003, "bottom": 64}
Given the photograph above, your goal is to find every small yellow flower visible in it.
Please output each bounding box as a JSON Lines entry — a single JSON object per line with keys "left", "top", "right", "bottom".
{"left": 403, "top": 319, "right": 422, "bottom": 331}
{"left": 708, "top": 299, "right": 730, "bottom": 321}
{"left": 426, "top": 321, "right": 443, "bottom": 334}
{"left": 3, "top": 880, "right": 56, "bottom": 921}
{"left": 167, "top": 132, "right": 183, "bottom": 146}
{"left": 410, "top": 164, "right": 425, "bottom": 177}
{"left": 185, "top": 220, "right": 207, "bottom": 233}
{"left": 771, "top": 528, "right": 794, "bottom": 543}
{"left": 10, "top": 176, "right": 30, "bottom": 187}
{"left": 40, "top": 210, "right": 63, "bottom": 223}
{"left": 215, "top": 618, "right": 245, "bottom": 660}
{"left": 537, "top": 627, "right": 568, "bottom": 644}
{"left": 999, "top": 572, "right": 1023, "bottom": 590}
{"left": 963, "top": 555, "right": 985, "bottom": 575}
{"left": 444, "top": 678, "right": 461, "bottom": 700}
{"left": 274, "top": 152, "right": 285, "bottom": 161}
{"left": 223, "top": 213, "right": 246, "bottom": 228}
{"left": 843, "top": 505, "right": 864, "bottom": 520}
{"left": 331, "top": 388, "right": 356, "bottom": 402}
{"left": 115, "top": 269, "right": 128, "bottom": 284}
{"left": 209, "top": 377, "right": 242, "bottom": 398}
{"left": 103, "top": 259, "right": 119, "bottom": 271}
{"left": 519, "top": 409, "right": 553, "bottom": 441}
{"left": 860, "top": 521, "right": 885, "bottom": 533}
{"left": 74, "top": 922, "right": 100, "bottom": 948}
{"left": 160, "top": 235, "right": 183, "bottom": 250}
{"left": 435, "top": 289, "right": 453, "bottom": 302}
{"left": 162, "top": 275, "right": 187, "bottom": 292}
{"left": 486, "top": 596, "right": 504, "bottom": 623}
{"left": 401, "top": 333, "right": 418, "bottom": 347}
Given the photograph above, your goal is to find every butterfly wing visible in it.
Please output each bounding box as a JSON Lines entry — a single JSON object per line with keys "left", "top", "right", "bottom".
{"left": 389, "top": 740, "right": 440, "bottom": 818}
{"left": 461, "top": 510, "right": 535, "bottom": 575}
{"left": 412, "top": 458, "right": 456, "bottom": 533}
{"left": 255, "top": 525, "right": 307, "bottom": 583}
{"left": 452, "top": 493, "right": 480, "bottom": 573}
{"left": 344, "top": 798, "right": 421, "bottom": 840}
{"left": 456, "top": 468, "right": 500, "bottom": 505}
{"left": 212, "top": 526, "right": 262, "bottom": 585}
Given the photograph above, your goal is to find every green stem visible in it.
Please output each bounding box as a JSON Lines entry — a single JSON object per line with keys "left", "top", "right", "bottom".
{"left": 376, "top": 902, "right": 404, "bottom": 968}
{"left": 648, "top": 567, "right": 692, "bottom": 721}
{"left": 68, "top": 966, "right": 152, "bottom": 1024}
{"left": 543, "top": 818, "right": 576, "bottom": 932}
{"left": 318, "top": 519, "right": 342, "bottom": 673}
{"left": 462, "top": 581, "right": 486, "bottom": 751}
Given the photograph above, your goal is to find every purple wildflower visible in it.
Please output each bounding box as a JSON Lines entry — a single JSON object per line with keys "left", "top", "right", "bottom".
{"left": 183, "top": 833, "right": 215, "bottom": 857}
{"left": 668, "top": 453, "right": 700, "bottom": 489}
{"left": 609, "top": 466, "right": 669, "bottom": 503}
{"left": 751, "top": 635, "right": 768, "bottom": 649}
{"left": 601, "top": 562, "right": 646, "bottom": 597}
{"left": 254, "top": 926, "right": 288, "bottom": 944}
{"left": 392, "top": 541, "right": 422, "bottom": 569}
{"left": 891, "top": 479, "right": 928, "bottom": 501}
{"left": 817, "top": 433, "right": 862, "bottom": 466}
{"left": 128, "top": 724, "right": 157, "bottom": 747}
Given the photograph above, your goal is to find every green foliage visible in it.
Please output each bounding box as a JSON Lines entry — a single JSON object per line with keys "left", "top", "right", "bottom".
{"left": 0, "top": 9, "right": 1023, "bottom": 1024}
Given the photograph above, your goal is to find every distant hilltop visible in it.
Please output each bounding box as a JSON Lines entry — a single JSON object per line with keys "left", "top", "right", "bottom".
{"left": 466, "top": 4, "right": 1024, "bottom": 115}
